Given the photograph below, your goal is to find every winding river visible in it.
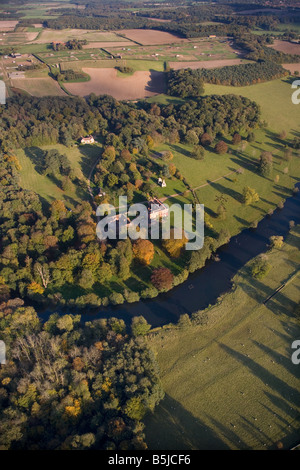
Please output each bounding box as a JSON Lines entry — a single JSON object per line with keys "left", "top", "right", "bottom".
{"left": 39, "top": 184, "right": 300, "bottom": 327}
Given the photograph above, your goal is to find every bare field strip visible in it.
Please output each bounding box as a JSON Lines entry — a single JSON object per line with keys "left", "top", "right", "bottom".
{"left": 82, "top": 41, "right": 132, "bottom": 49}
{"left": 169, "top": 59, "right": 245, "bottom": 70}
{"left": 34, "top": 29, "right": 127, "bottom": 44}
{"left": 10, "top": 77, "right": 66, "bottom": 96}
{"left": 268, "top": 40, "right": 300, "bottom": 55}
{"left": 63, "top": 67, "right": 166, "bottom": 100}
{"left": 117, "top": 29, "right": 189, "bottom": 45}
{"left": 0, "top": 20, "right": 19, "bottom": 31}
{"left": 282, "top": 63, "right": 300, "bottom": 74}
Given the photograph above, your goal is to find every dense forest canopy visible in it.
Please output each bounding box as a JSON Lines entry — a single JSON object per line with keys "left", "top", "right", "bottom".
{"left": 0, "top": 299, "right": 163, "bottom": 449}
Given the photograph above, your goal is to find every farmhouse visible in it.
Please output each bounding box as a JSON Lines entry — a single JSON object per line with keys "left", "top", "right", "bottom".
{"left": 148, "top": 198, "right": 169, "bottom": 220}
{"left": 81, "top": 135, "right": 95, "bottom": 144}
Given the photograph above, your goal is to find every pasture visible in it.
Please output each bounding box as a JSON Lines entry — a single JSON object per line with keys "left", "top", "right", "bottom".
{"left": 145, "top": 227, "right": 300, "bottom": 449}
{"left": 10, "top": 77, "right": 66, "bottom": 96}
{"left": 15, "top": 143, "right": 101, "bottom": 207}
{"left": 153, "top": 127, "right": 300, "bottom": 239}
{"left": 149, "top": 79, "right": 300, "bottom": 136}
{"left": 104, "top": 38, "right": 239, "bottom": 63}
{"left": 203, "top": 79, "right": 300, "bottom": 135}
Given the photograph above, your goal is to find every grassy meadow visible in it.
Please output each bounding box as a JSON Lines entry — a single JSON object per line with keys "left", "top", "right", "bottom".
{"left": 15, "top": 143, "right": 102, "bottom": 208}
{"left": 144, "top": 226, "right": 300, "bottom": 450}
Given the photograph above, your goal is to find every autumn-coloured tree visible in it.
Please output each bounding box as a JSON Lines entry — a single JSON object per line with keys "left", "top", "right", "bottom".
{"left": 162, "top": 150, "right": 174, "bottom": 162}
{"left": 200, "top": 133, "right": 212, "bottom": 147}
{"left": 27, "top": 281, "right": 44, "bottom": 295}
{"left": 50, "top": 200, "right": 67, "bottom": 220}
{"left": 162, "top": 229, "right": 187, "bottom": 258}
{"left": 121, "top": 148, "right": 132, "bottom": 162}
{"left": 215, "top": 140, "right": 228, "bottom": 155}
{"left": 168, "top": 163, "right": 176, "bottom": 176}
{"left": 151, "top": 267, "right": 174, "bottom": 291}
{"left": 232, "top": 133, "right": 242, "bottom": 145}
{"left": 133, "top": 239, "right": 154, "bottom": 265}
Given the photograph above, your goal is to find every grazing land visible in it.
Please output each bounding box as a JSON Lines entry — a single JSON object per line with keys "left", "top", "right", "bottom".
{"left": 15, "top": 143, "right": 100, "bottom": 207}
{"left": 11, "top": 77, "right": 66, "bottom": 96}
{"left": 145, "top": 227, "right": 300, "bottom": 450}
{"left": 203, "top": 79, "right": 300, "bottom": 135}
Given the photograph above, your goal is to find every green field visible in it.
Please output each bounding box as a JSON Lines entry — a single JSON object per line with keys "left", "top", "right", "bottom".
{"left": 15, "top": 143, "right": 102, "bottom": 207}
{"left": 149, "top": 79, "right": 300, "bottom": 136}
{"left": 151, "top": 125, "right": 300, "bottom": 239}
{"left": 105, "top": 39, "right": 237, "bottom": 62}
{"left": 59, "top": 58, "right": 166, "bottom": 73}
{"left": 204, "top": 79, "right": 300, "bottom": 136}
{"left": 145, "top": 227, "right": 300, "bottom": 450}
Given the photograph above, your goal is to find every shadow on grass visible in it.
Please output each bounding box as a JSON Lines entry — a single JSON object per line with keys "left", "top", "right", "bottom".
{"left": 24, "top": 146, "right": 45, "bottom": 174}
{"left": 144, "top": 394, "right": 231, "bottom": 450}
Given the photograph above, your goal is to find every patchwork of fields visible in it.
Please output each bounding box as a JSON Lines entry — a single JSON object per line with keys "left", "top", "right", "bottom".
{"left": 0, "top": 26, "right": 248, "bottom": 99}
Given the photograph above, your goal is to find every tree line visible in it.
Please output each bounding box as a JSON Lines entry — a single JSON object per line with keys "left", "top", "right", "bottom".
{"left": 168, "top": 61, "right": 288, "bottom": 90}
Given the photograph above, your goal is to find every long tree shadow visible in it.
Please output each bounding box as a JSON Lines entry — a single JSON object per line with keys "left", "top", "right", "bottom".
{"left": 24, "top": 146, "right": 45, "bottom": 174}
{"left": 144, "top": 394, "right": 231, "bottom": 450}
{"left": 78, "top": 145, "right": 102, "bottom": 179}
{"left": 209, "top": 181, "right": 242, "bottom": 203}
{"left": 219, "top": 343, "right": 300, "bottom": 409}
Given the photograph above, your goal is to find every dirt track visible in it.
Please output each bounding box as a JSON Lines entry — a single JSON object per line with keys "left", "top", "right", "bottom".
{"left": 64, "top": 68, "right": 166, "bottom": 99}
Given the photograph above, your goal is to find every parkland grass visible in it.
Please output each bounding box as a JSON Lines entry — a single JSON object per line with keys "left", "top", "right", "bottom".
{"left": 144, "top": 226, "right": 300, "bottom": 450}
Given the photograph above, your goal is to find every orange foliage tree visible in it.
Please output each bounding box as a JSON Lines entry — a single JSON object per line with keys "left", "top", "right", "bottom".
{"left": 133, "top": 239, "right": 155, "bottom": 265}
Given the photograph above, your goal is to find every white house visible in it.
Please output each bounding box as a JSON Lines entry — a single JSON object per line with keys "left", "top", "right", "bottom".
{"left": 81, "top": 135, "right": 95, "bottom": 145}
{"left": 148, "top": 198, "right": 169, "bottom": 220}
{"left": 158, "top": 177, "right": 166, "bottom": 187}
